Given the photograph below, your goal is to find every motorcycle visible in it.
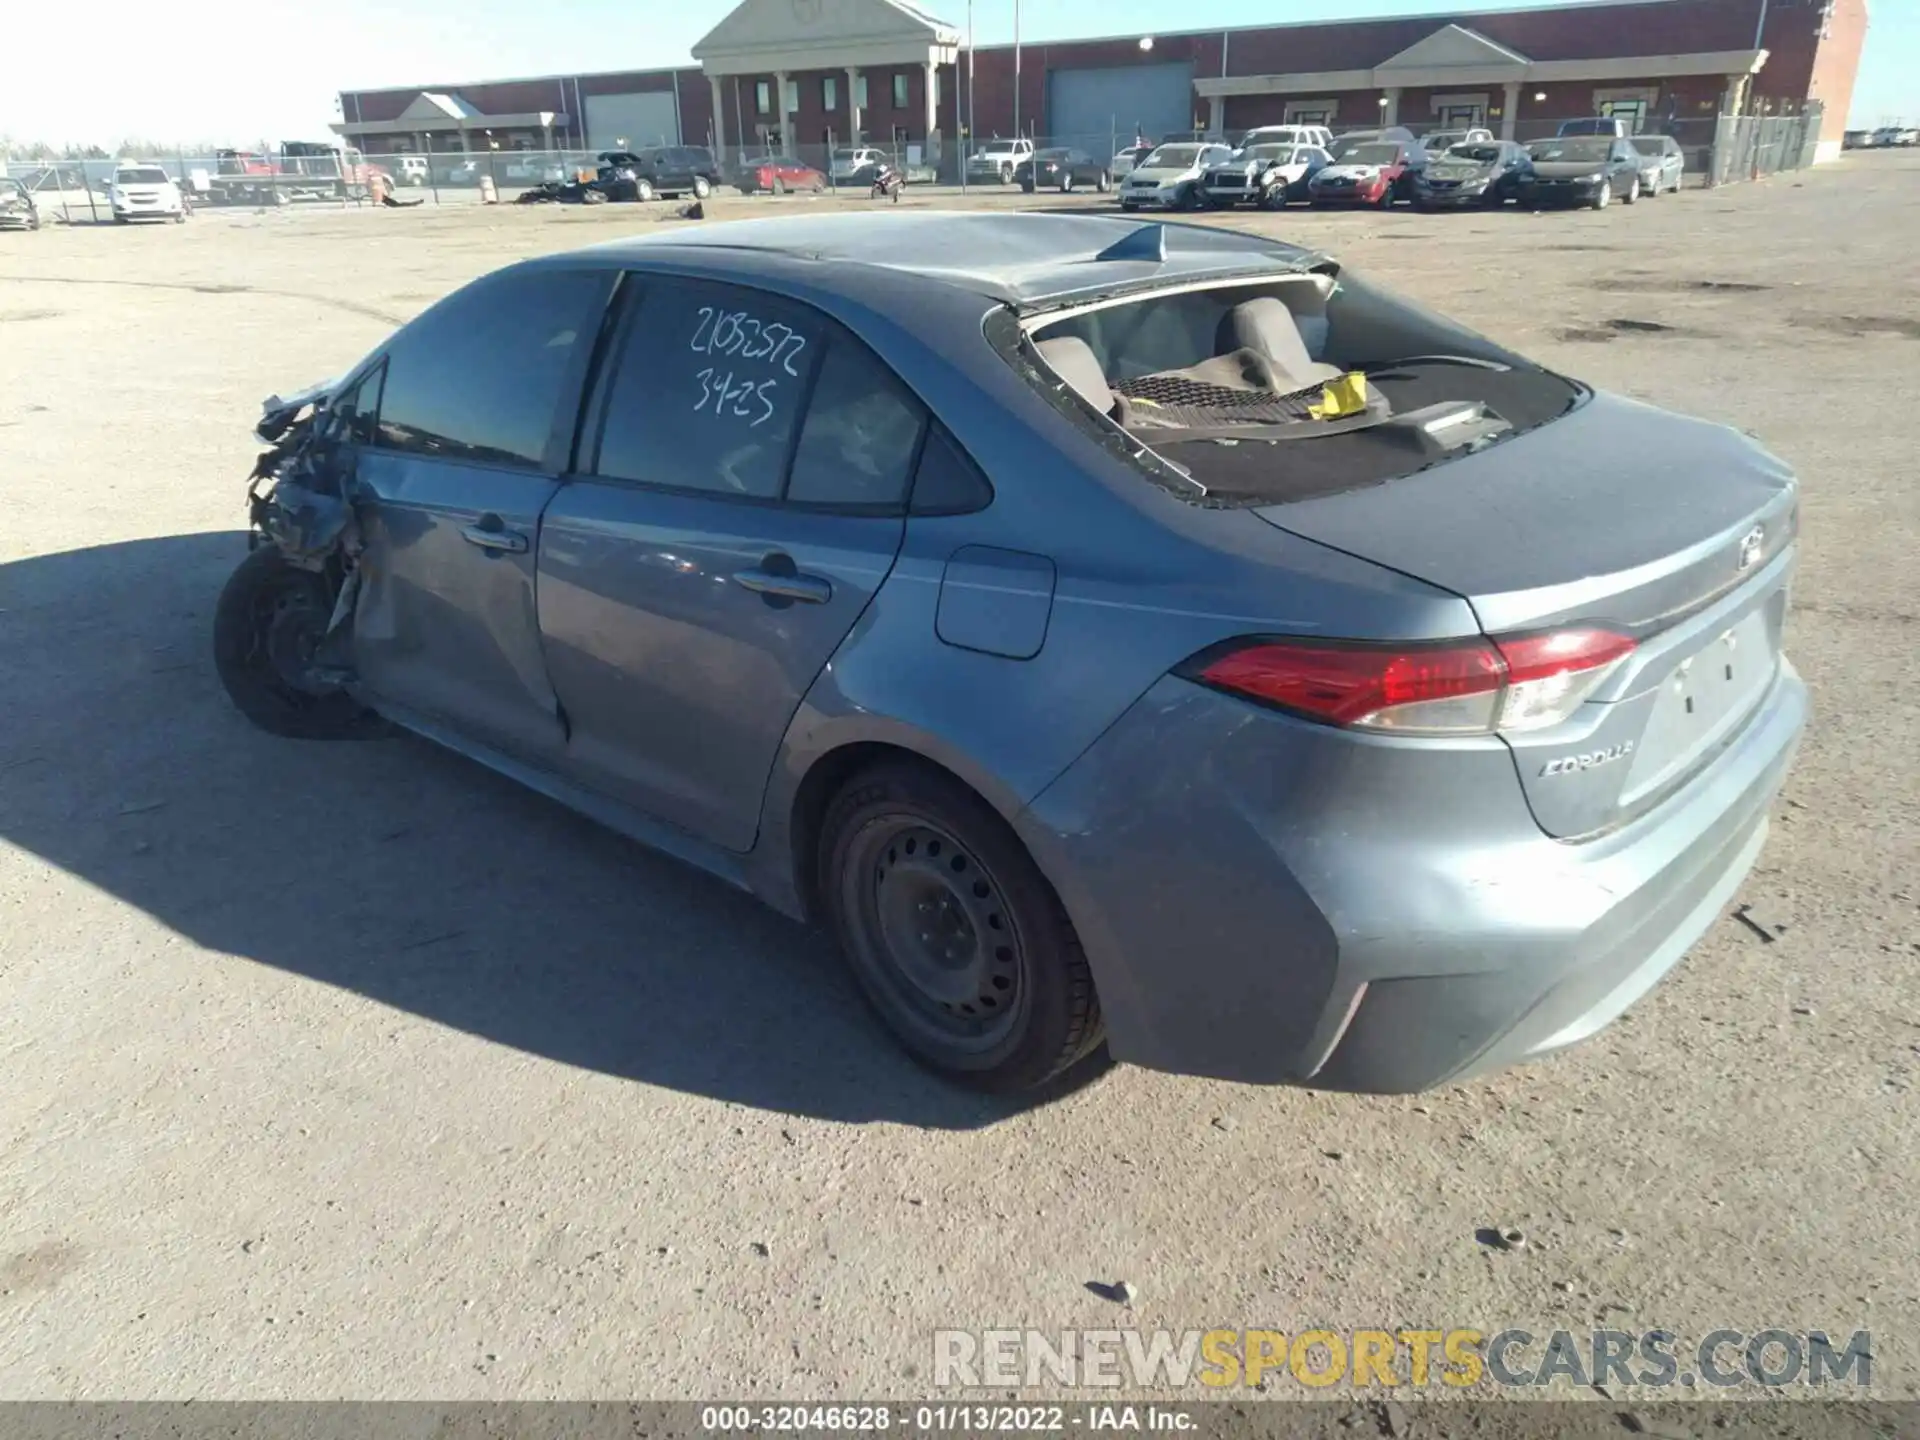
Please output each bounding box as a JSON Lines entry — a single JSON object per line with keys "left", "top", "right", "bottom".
{"left": 870, "top": 164, "right": 904, "bottom": 202}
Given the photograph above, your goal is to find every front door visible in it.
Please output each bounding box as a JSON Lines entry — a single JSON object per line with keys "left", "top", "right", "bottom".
{"left": 349, "top": 265, "right": 613, "bottom": 763}
{"left": 536, "top": 274, "right": 927, "bottom": 851}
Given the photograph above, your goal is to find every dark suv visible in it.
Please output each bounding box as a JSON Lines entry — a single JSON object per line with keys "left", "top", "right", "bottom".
{"left": 616, "top": 146, "right": 722, "bottom": 200}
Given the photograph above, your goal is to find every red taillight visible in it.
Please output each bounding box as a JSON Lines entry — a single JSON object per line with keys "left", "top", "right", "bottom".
{"left": 1194, "top": 628, "right": 1635, "bottom": 735}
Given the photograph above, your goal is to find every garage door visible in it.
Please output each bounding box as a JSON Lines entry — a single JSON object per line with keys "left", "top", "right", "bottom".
{"left": 583, "top": 90, "right": 681, "bottom": 150}
{"left": 1047, "top": 62, "right": 1195, "bottom": 153}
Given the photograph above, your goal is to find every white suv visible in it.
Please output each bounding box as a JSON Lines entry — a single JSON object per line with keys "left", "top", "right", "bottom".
{"left": 967, "top": 138, "right": 1034, "bottom": 183}
{"left": 108, "top": 165, "right": 186, "bottom": 223}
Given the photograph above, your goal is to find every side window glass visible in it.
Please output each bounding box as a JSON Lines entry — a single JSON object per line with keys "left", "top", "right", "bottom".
{"left": 593, "top": 279, "right": 821, "bottom": 498}
{"left": 331, "top": 362, "right": 384, "bottom": 445}
{"left": 909, "top": 423, "right": 993, "bottom": 516}
{"left": 787, "top": 337, "right": 927, "bottom": 509}
{"left": 373, "top": 268, "right": 604, "bottom": 469}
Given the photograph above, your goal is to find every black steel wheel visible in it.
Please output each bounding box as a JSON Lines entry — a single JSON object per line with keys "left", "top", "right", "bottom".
{"left": 213, "top": 547, "right": 379, "bottom": 740}
{"left": 819, "top": 762, "right": 1103, "bottom": 1091}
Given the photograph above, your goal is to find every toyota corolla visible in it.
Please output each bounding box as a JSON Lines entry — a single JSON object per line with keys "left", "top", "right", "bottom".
{"left": 217, "top": 212, "right": 1806, "bottom": 1094}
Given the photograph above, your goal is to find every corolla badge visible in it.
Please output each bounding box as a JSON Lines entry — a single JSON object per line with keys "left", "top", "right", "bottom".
{"left": 1540, "top": 741, "right": 1634, "bottom": 777}
{"left": 1737, "top": 525, "right": 1766, "bottom": 571}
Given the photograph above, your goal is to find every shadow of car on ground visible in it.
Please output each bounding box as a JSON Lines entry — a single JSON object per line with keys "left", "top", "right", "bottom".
{"left": 0, "top": 532, "right": 1110, "bottom": 1128}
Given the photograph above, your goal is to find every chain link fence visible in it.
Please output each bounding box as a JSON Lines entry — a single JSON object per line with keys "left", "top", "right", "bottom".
{"left": 5, "top": 104, "right": 1824, "bottom": 222}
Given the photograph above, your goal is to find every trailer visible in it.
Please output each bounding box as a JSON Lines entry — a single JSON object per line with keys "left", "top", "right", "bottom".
{"left": 189, "top": 143, "right": 391, "bottom": 205}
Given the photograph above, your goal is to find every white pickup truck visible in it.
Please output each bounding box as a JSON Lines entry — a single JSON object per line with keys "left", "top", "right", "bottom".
{"left": 966, "top": 138, "right": 1034, "bottom": 183}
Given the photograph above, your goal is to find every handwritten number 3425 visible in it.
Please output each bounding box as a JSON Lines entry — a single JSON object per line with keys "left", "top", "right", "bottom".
{"left": 695, "top": 368, "right": 778, "bottom": 427}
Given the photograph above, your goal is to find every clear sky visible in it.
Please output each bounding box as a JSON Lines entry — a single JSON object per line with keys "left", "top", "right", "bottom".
{"left": 0, "top": 0, "right": 1908, "bottom": 148}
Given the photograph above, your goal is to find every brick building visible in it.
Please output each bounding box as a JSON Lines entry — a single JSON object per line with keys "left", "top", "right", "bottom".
{"left": 334, "top": 0, "right": 1868, "bottom": 165}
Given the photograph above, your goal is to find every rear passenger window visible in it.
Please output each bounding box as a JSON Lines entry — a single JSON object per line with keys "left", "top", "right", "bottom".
{"left": 786, "top": 339, "right": 927, "bottom": 509}
{"left": 593, "top": 279, "right": 822, "bottom": 498}
{"left": 373, "top": 268, "right": 605, "bottom": 469}
{"left": 909, "top": 424, "right": 993, "bottom": 515}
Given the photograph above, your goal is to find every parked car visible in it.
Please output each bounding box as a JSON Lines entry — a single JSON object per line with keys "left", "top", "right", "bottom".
{"left": 1893, "top": 128, "right": 1920, "bottom": 146}
{"left": 967, "top": 138, "right": 1034, "bottom": 183}
{"left": 0, "top": 177, "right": 39, "bottom": 231}
{"left": 740, "top": 155, "right": 829, "bottom": 194}
{"left": 1519, "top": 134, "right": 1645, "bottom": 208}
{"left": 1118, "top": 141, "right": 1236, "bottom": 210}
{"left": 1327, "top": 127, "right": 1428, "bottom": 200}
{"left": 1628, "top": 133, "right": 1686, "bottom": 195}
{"left": 634, "top": 146, "right": 722, "bottom": 199}
{"left": 1110, "top": 143, "right": 1154, "bottom": 175}
{"left": 395, "top": 156, "right": 430, "bottom": 186}
{"left": 1235, "top": 124, "right": 1334, "bottom": 152}
{"left": 1842, "top": 129, "right": 1872, "bottom": 149}
{"left": 1015, "top": 147, "right": 1110, "bottom": 193}
{"left": 1410, "top": 140, "right": 1531, "bottom": 209}
{"left": 829, "top": 147, "right": 890, "bottom": 185}
{"left": 220, "top": 210, "right": 1806, "bottom": 1094}
{"left": 107, "top": 164, "right": 186, "bottom": 223}
{"left": 1308, "top": 141, "right": 1413, "bottom": 208}
{"left": 1420, "top": 126, "right": 1495, "bottom": 155}
{"left": 1557, "top": 116, "right": 1631, "bottom": 138}
{"left": 1203, "top": 143, "right": 1329, "bottom": 208}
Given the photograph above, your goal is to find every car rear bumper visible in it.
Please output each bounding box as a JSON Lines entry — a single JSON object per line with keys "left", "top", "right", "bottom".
{"left": 1017, "top": 657, "right": 1807, "bottom": 1092}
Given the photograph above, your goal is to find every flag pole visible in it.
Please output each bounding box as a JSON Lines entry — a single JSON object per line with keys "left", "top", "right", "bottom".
{"left": 1013, "top": 0, "right": 1022, "bottom": 139}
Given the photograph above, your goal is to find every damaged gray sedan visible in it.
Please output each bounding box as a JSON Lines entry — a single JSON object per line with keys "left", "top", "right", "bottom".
{"left": 218, "top": 212, "right": 1806, "bottom": 1093}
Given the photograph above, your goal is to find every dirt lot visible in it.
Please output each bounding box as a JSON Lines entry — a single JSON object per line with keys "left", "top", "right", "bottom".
{"left": 1, "top": 154, "right": 1916, "bottom": 1405}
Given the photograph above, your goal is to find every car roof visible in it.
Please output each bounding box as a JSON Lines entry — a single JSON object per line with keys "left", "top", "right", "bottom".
{"left": 565, "top": 211, "right": 1316, "bottom": 307}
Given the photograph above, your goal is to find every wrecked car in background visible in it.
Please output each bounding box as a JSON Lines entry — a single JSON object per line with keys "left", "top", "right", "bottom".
{"left": 216, "top": 212, "right": 1806, "bottom": 1096}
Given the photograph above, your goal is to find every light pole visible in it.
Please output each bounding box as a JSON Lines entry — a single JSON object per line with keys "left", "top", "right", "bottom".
{"left": 1013, "top": 0, "right": 1022, "bottom": 140}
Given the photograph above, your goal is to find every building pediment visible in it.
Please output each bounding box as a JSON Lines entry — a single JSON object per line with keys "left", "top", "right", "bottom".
{"left": 396, "top": 91, "right": 481, "bottom": 123}
{"left": 695, "top": 0, "right": 960, "bottom": 73}
{"left": 1377, "top": 24, "right": 1530, "bottom": 74}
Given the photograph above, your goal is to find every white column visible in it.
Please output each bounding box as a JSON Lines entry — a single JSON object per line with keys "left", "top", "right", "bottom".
{"left": 847, "top": 66, "right": 863, "bottom": 143}
{"left": 1207, "top": 95, "right": 1224, "bottom": 136}
{"left": 775, "top": 69, "right": 792, "bottom": 147}
{"left": 924, "top": 60, "right": 938, "bottom": 140}
{"left": 710, "top": 75, "right": 727, "bottom": 158}
{"left": 1380, "top": 88, "right": 1401, "bottom": 127}
{"left": 1500, "top": 80, "right": 1521, "bottom": 140}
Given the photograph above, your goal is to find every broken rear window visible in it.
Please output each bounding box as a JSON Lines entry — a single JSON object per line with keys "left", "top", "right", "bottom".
{"left": 1008, "top": 272, "right": 1583, "bottom": 506}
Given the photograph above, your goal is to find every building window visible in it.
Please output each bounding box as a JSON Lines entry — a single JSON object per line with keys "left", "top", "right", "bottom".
{"left": 755, "top": 80, "right": 772, "bottom": 115}
{"left": 1284, "top": 100, "right": 1336, "bottom": 124}
{"left": 893, "top": 72, "right": 911, "bottom": 109}
{"left": 785, "top": 78, "right": 799, "bottom": 114}
{"left": 931, "top": 70, "right": 940, "bottom": 107}
{"left": 1594, "top": 87, "right": 1659, "bottom": 132}
{"left": 823, "top": 76, "right": 838, "bottom": 110}
{"left": 855, "top": 75, "right": 868, "bottom": 109}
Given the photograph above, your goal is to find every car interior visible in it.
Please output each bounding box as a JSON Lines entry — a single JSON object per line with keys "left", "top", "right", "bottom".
{"left": 1021, "top": 274, "right": 1583, "bottom": 502}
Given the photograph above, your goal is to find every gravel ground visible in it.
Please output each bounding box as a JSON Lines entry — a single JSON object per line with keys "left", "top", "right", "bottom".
{"left": 0, "top": 151, "right": 1914, "bottom": 1406}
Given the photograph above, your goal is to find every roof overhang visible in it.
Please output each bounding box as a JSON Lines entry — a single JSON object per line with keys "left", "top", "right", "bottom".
{"left": 1196, "top": 48, "right": 1768, "bottom": 99}
{"left": 332, "top": 111, "right": 563, "bottom": 137}
{"left": 694, "top": 0, "right": 959, "bottom": 76}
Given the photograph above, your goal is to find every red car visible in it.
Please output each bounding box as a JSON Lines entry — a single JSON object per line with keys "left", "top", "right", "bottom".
{"left": 739, "top": 156, "right": 829, "bottom": 195}
{"left": 1307, "top": 141, "right": 1412, "bottom": 208}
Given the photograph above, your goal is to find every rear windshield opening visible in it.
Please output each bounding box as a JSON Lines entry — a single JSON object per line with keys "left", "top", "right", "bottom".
{"left": 1017, "top": 273, "right": 1583, "bottom": 505}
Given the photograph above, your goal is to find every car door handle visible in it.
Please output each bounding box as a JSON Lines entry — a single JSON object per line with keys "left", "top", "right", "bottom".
{"left": 732, "top": 560, "right": 832, "bottom": 605}
{"left": 461, "top": 517, "right": 529, "bottom": 554}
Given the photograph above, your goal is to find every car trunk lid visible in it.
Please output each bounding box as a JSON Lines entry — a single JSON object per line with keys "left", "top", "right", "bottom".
{"left": 1254, "top": 391, "right": 1797, "bottom": 837}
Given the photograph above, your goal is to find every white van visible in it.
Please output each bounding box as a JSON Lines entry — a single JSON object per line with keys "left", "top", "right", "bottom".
{"left": 1236, "top": 124, "right": 1334, "bottom": 152}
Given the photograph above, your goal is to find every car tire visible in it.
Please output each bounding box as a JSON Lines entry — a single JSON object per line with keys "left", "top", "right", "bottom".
{"left": 693, "top": 175, "right": 712, "bottom": 199}
{"left": 1020, "top": 180, "right": 1035, "bottom": 194}
{"left": 999, "top": 164, "right": 1013, "bottom": 184}
{"left": 635, "top": 179, "right": 655, "bottom": 203}
{"left": 1095, "top": 170, "right": 1111, "bottom": 192}
{"left": 1261, "top": 186, "right": 1287, "bottom": 211}
{"left": 213, "top": 547, "right": 381, "bottom": 741}
{"left": 1591, "top": 179, "right": 1611, "bottom": 210}
{"left": 1623, "top": 174, "right": 1639, "bottom": 204}
{"left": 1059, "top": 172, "right": 1073, "bottom": 194}
{"left": 818, "top": 760, "right": 1105, "bottom": 1092}
{"left": 771, "top": 177, "right": 785, "bottom": 195}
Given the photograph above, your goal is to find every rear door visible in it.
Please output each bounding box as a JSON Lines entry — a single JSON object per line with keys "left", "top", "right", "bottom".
{"left": 349, "top": 265, "right": 613, "bottom": 763}
{"left": 536, "top": 273, "right": 927, "bottom": 851}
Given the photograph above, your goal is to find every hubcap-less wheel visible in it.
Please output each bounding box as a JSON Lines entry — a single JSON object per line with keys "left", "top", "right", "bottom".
{"left": 636, "top": 179, "right": 655, "bottom": 202}
{"left": 858, "top": 821, "right": 1022, "bottom": 1047}
{"left": 1593, "top": 179, "right": 1611, "bottom": 209}
{"left": 693, "top": 176, "right": 711, "bottom": 199}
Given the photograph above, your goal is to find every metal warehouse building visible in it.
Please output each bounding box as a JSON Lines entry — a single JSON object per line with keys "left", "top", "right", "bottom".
{"left": 334, "top": 0, "right": 1868, "bottom": 166}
